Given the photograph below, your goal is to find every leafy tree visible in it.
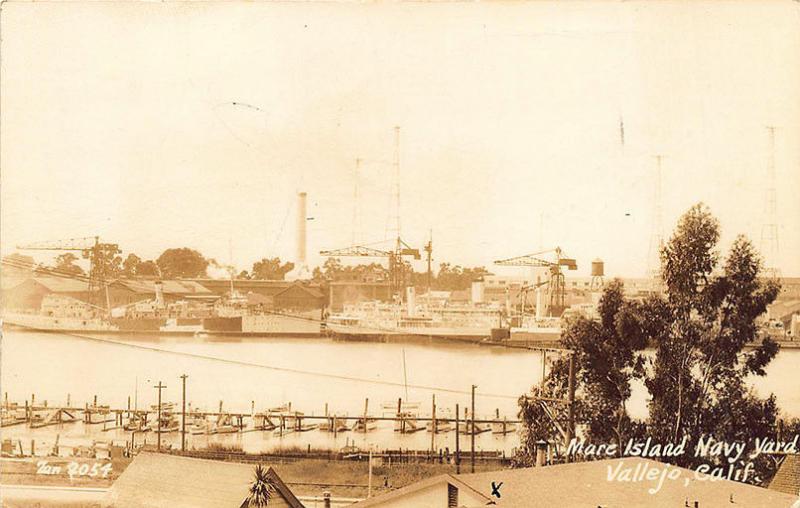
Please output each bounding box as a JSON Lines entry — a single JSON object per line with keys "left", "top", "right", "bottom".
{"left": 515, "top": 281, "right": 648, "bottom": 465}
{"left": 136, "top": 260, "right": 160, "bottom": 277}
{"left": 54, "top": 253, "right": 85, "bottom": 276}
{"left": 433, "top": 263, "right": 489, "bottom": 290}
{"left": 251, "top": 258, "right": 295, "bottom": 280}
{"left": 156, "top": 248, "right": 208, "bottom": 278}
{"left": 121, "top": 253, "right": 161, "bottom": 278}
{"left": 122, "top": 254, "right": 142, "bottom": 277}
{"left": 642, "top": 204, "right": 780, "bottom": 473}
{"left": 516, "top": 204, "right": 783, "bottom": 484}
{"left": 83, "top": 243, "right": 123, "bottom": 281}
{"left": 565, "top": 279, "right": 648, "bottom": 449}
{"left": 241, "top": 464, "right": 275, "bottom": 507}
{"left": 312, "top": 258, "right": 389, "bottom": 282}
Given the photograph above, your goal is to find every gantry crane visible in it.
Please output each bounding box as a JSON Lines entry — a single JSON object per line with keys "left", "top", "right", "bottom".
{"left": 320, "top": 237, "right": 421, "bottom": 299}
{"left": 16, "top": 236, "right": 120, "bottom": 311}
{"left": 494, "top": 247, "right": 577, "bottom": 317}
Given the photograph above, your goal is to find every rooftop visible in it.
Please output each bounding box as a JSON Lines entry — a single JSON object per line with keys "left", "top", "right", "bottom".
{"left": 104, "top": 452, "right": 303, "bottom": 508}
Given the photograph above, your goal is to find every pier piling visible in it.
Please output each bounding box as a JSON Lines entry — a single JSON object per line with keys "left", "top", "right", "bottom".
{"left": 471, "top": 384, "right": 476, "bottom": 473}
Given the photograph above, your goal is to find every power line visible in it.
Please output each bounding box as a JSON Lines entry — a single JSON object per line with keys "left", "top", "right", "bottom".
{"left": 57, "top": 331, "right": 522, "bottom": 401}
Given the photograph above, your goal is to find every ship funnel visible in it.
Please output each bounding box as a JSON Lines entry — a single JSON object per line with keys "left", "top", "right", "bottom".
{"left": 471, "top": 280, "right": 484, "bottom": 304}
{"left": 406, "top": 286, "right": 416, "bottom": 317}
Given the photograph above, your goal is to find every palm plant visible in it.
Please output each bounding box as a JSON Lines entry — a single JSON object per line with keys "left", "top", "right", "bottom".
{"left": 241, "top": 464, "right": 275, "bottom": 507}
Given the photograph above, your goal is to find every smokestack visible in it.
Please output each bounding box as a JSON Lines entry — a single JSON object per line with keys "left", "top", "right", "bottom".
{"left": 297, "top": 192, "right": 307, "bottom": 268}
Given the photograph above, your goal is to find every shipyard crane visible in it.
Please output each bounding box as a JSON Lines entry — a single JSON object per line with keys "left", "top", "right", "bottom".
{"left": 320, "top": 237, "right": 421, "bottom": 299}
{"left": 494, "top": 247, "right": 577, "bottom": 317}
{"left": 16, "top": 236, "right": 120, "bottom": 311}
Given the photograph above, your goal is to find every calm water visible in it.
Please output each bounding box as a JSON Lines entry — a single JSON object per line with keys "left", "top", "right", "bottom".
{"left": 1, "top": 330, "right": 798, "bottom": 455}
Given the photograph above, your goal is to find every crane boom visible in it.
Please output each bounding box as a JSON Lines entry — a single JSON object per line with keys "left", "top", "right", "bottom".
{"left": 17, "top": 236, "right": 120, "bottom": 313}
{"left": 320, "top": 237, "right": 420, "bottom": 298}
{"left": 319, "top": 245, "right": 393, "bottom": 258}
{"left": 494, "top": 246, "right": 577, "bottom": 318}
{"left": 16, "top": 236, "right": 100, "bottom": 251}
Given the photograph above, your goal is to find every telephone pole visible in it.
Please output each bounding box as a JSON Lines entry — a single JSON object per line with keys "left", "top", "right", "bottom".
{"left": 471, "top": 384, "right": 476, "bottom": 473}
{"left": 154, "top": 381, "right": 166, "bottom": 451}
{"left": 455, "top": 403, "right": 460, "bottom": 474}
{"left": 180, "top": 374, "right": 188, "bottom": 452}
{"left": 565, "top": 355, "right": 576, "bottom": 462}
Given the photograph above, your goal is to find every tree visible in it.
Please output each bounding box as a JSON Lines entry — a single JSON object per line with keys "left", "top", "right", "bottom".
{"left": 515, "top": 281, "right": 648, "bottom": 466}
{"left": 156, "top": 248, "right": 208, "bottom": 278}
{"left": 122, "top": 254, "right": 142, "bottom": 277}
{"left": 564, "top": 279, "right": 648, "bottom": 449}
{"left": 83, "top": 243, "right": 123, "bottom": 281}
{"left": 642, "top": 204, "right": 780, "bottom": 474}
{"left": 251, "top": 258, "right": 294, "bottom": 280}
{"left": 51, "top": 253, "right": 85, "bottom": 276}
{"left": 433, "top": 263, "right": 489, "bottom": 290}
{"left": 241, "top": 464, "right": 275, "bottom": 507}
{"left": 516, "top": 204, "right": 783, "bottom": 484}
{"left": 121, "top": 253, "right": 161, "bottom": 278}
{"left": 136, "top": 260, "right": 160, "bottom": 277}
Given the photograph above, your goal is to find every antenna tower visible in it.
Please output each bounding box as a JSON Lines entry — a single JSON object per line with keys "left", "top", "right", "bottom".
{"left": 761, "top": 126, "right": 780, "bottom": 278}
{"left": 647, "top": 155, "right": 665, "bottom": 287}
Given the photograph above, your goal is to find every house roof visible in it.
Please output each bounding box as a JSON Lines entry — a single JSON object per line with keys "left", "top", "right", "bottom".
{"left": 105, "top": 452, "right": 303, "bottom": 508}
{"left": 770, "top": 454, "right": 800, "bottom": 496}
{"left": 352, "top": 472, "right": 490, "bottom": 507}
{"left": 453, "top": 458, "right": 797, "bottom": 507}
{"left": 355, "top": 458, "right": 798, "bottom": 507}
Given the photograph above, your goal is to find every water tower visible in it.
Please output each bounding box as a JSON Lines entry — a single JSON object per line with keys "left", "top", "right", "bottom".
{"left": 590, "top": 258, "right": 605, "bottom": 290}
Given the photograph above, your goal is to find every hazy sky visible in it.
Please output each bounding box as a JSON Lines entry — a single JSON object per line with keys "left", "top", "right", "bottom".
{"left": 2, "top": 1, "right": 799, "bottom": 278}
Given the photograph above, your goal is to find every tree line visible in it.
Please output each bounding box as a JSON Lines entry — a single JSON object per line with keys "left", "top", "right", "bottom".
{"left": 6, "top": 247, "right": 490, "bottom": 289}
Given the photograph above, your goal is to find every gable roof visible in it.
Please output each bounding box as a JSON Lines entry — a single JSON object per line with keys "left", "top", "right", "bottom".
{"left": 32, "top": 277, "right": 90, "bottom": 293}
{"left": 105, "top": 452, "right": 303, "bottom": 508}
{"left": 273, "top": 283, "right": 324, "bottom": 299}
{"left": 352, "top": 473, "right": 491, "bottom": 507}
{"left": 770, "top": 454, "right": 800, "bottom": 496}
{"left": 454, "top": 458, "right": 797, "bottom": 507}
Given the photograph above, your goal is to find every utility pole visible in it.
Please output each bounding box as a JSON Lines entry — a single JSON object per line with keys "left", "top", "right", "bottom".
{"left": 565, "top": 355, "right": 576, "bottom": 462}
{"left": 471, "top": 385, "right": 476, "bottom": 473}
{"left": 430, "top": 394, "right": 436, "bottom": 453}
{"left": 154, "top": 381, "right": 166, "bottom": 451}
{"left": 180, "top": 374, "right": 188, "bottom": 452}
{"left": 455, "top": 403, "right": 460, "bottom": 474}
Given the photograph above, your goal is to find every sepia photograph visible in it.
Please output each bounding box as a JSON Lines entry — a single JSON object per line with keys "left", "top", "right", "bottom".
{"left": 1, "top": 1, "right": 799, "bottom": 506}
